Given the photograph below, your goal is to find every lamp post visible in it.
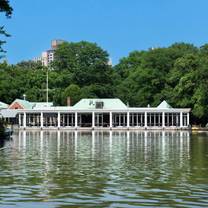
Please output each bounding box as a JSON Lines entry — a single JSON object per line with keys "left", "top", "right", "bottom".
{"left": 23, "top": 94, "right": 26, "bottom": 100}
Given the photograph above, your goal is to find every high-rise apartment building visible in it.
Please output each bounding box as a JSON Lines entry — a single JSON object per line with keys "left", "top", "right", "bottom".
{"left": 34, "top": 39, "right": 64, "bottom": 67}
{"left": 51, "top": 39, "right": 64, "bottom": 49}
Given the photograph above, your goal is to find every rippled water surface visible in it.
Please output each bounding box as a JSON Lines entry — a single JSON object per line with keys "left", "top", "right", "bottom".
{"left": 0, "top": 130, "right": 208, "bottom": 207}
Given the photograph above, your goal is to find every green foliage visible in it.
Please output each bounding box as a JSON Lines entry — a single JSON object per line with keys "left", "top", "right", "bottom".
{"left": 53, "top": 41, "right": 113, "bottom": 86}
{"left": 114, "top": 51, "right": 144, "bottom": 79}
{"left": 63, "top": 84, "right": 81, "bottom": 105}
{"left": 115, "top": 42, "right": 208, "bottom": 125}
{"left": 16, "top": 60, "right": 43, "bottom": 70}
{"left": 53, "top": 41, "right": 115, "bottom": 99}
{"left": 0, "top": 40, "right": 115, "bottom": 104}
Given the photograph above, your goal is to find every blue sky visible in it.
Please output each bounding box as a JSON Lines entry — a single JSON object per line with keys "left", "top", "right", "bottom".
{"left": 1, "top": 0, "right": 208, "bottom": 65}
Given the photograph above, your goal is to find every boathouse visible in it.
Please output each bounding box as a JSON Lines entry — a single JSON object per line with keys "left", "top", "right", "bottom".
{"left": 0, "top": 98, "right": 191, "bottom": 129}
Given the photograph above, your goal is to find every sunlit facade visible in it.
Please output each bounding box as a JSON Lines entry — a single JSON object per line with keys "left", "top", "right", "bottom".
{"left": 7, "top": 99, "right": 191, "bottom": 130}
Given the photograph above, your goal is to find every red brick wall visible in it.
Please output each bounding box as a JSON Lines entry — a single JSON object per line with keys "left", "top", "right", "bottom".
{"left": 9, "top": 102, "right": 24, "bottom": 109}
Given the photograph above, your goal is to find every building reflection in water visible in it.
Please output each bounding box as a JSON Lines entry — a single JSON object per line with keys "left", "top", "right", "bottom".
{"left": 15, "top": 130, "right": 191, "bottom": 158}
{"left": 3, "top": 130, "right": 208, "bottom": 207}
{"left": 14, "top": 130, "right": 191, "bottom": 178}
{"left": 8, "top": 130, "right": 193, "bottom": 202}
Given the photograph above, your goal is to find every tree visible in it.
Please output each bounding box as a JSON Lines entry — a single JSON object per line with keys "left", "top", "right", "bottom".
{"left": 114, "top": 42, "right": 208, "bottom": 125}
{"left": 116, "top": 67, "right": 165, "bottom": 107}
{"left": 16, "top": 60, "right": 43, "bottom": 70}
{"left": 63, "top": 84, "right": 81, "bottom": 105}
{"left": 114, "top": 51, "right": 145, "bottom": 79}
{"left": 0, "top": 0, "right": 12, "bottom": 17}
{"left": 53, "top": 41, "right": 115, "bottom": 98}
{"left": 0, "top": 0, "right": 13, "bottom": 58}
{"left": 53, "top": 41, "right": 112, "bottom": 84}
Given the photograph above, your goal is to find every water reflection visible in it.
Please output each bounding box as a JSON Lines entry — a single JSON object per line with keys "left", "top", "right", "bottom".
{"left": 0, "top": 138, "right": 5, "bottom": 148}
{"left": 0, "top": 130, "right": 208, "bottom": 207}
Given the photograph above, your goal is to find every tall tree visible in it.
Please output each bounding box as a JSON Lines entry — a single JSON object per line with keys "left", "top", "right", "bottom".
{"left": 0, "top": 0, "right": 13, "bottom": 58}
{"left": 53, "top": 41, "right": 115, "bottom": 98}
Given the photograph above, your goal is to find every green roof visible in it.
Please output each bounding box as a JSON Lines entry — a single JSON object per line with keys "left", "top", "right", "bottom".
{"left": 10, "top": 100, "right": 54, "bottom": 109}
{"left": 0, "top": 101, "right": 8, "bottom": 109}
{"left": 12, "top": 99, "right": 33, "bottom": 109}
{"left": 157, "top": 100, "right": 172, "bottom": 109}
{"left": 73, "top": 98, "right": 127, "bottom": 110}
{"left": 31, "top": 102, "right": 53, "bottom": 108}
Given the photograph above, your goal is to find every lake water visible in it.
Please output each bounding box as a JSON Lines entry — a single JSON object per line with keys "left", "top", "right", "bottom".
{"left": 0, "top": 130, "right": 208, "bottom": 208}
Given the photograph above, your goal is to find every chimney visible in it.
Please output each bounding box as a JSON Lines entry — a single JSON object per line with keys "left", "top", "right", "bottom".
{"left": 67, "top": 97, "right": 71, "bottom": 106}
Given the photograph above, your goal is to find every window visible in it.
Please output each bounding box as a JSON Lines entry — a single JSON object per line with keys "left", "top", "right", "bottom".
{"left": 95, "top": 102, "right": 104, "bottom": 109}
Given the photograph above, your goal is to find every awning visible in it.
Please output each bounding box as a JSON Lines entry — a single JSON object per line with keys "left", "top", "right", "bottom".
{"left": 0, "top": 109, "right": 18, "bottom": 118}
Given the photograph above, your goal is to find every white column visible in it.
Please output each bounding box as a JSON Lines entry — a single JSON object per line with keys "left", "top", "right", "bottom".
{"left": 180, "top": 112, "right": 183, "bottom": 128}
{"left": 18, "top": 114, "right": 21, "bottom": 127}
{"left": 58, "top": 112, "right": 60, "bottom": 128}
{"left": 162, "top": 112, "right": 165, "bottom": 128}
{"left": 176, "top": 114, "right": 179, "bottom": 126}
{"left": 144, "top": 112, "right": 147, "bottom": 128}
{"left": 75, "top": 112, "right": 78, "bottom": 128}
{"left": 41, "top": 112, "right": 43, "bottom": 128}
{"left": 23, "top": 112, "right": 26, "bottom": 128}
{"left": 92, "top": 112, "right": 95, "bottom": 128}
{"left": 110, "top": 112, "right": 112, "bottom": 128}
{"left": 187, "top": 113, "right": 190, "bottom": 127}
{"left": 127, "top": 112, "right": 130, "bottom": 128}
